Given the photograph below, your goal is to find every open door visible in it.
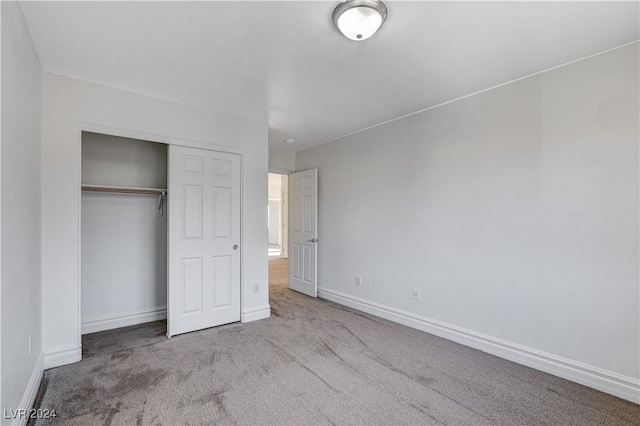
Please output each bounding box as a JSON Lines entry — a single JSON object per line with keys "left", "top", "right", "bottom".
{"left": 288, "top": 169, "right": 318, "bottom": 297}
{"left": 167, "top": 145, "right": 241, "bottom": 337}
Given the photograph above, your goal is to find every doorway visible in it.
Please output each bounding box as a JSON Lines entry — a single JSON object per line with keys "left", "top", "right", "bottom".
{"left": 268, "top": 173, "right": 289, "bottom": 290}
{"left": 268, "top": 173, "right": 289, "bottom": 259}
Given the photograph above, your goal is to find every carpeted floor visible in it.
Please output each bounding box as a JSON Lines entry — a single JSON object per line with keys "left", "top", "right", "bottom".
{"left": 32, "top": 257, "right": 640, "bottom": 425}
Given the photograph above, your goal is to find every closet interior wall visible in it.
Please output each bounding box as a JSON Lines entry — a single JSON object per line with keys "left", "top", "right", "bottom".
{"left": 81, "top": 132, "right": 168, "bottom": 334}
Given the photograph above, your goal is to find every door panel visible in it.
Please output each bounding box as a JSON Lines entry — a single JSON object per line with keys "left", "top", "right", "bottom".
{"left": 182, "top": 257, "right": 203, "bottom": 313}
{"left": 168, "top": 145, "right": 241, "bottom": 337}
{"left": 289, "top": 169, "right": 317, "bottom": 297}
{"left": 213, "top": 187, "right": 232, "bottom": 238}
{"left": 183, "top": 185, "right": 203, "bottom": 239}
{"left": 212, "top": 255, "right": 231, "bottom": 308}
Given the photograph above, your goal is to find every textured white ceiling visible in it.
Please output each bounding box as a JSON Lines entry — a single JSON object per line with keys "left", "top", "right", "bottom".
{"left": 20, "top": 1, "right": 639, "bottom": 152}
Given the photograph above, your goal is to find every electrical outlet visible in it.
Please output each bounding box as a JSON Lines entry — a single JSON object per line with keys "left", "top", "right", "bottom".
{"left": 355, "top": 275, "right": 362, "bottom": 286}
{"left": 28, "top": 335, "right": 32, "bottom": 355}
{"left": 253, "top": 283, "right": 260, "bottom": 293}
{"left": 413, "top": 288, "right": 421, "bottom": 301}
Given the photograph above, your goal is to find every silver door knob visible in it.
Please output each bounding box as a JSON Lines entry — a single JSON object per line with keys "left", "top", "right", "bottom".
{"left": 233, "top": 244, "right": 239, "bottom": 250}
{"left": 307, "top": 238, "right": 318, "bottom": 243}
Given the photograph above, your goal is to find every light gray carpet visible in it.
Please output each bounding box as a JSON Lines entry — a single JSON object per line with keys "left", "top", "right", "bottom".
{"left": 32, "top": 258, "right": 640, "bottom": 425}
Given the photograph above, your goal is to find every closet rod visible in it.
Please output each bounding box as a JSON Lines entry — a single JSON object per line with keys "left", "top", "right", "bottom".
{"left": 81, "top": 185, "right": 167, "bottom": 196}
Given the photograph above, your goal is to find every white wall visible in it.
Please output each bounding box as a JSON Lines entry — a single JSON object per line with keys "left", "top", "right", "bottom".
{"left": 296, "top": 44, "right": 639, "bottom": 401}
{"left": 1, "top": 1, "right": 43, "bottom": 421}
{"left": 269, "top": 148, "right": 294, "bottom": 174}
{"left": 41, "top": 72, "right": 269, "bottom": 369}
{"left": 81, "top": 133, "right": 167, "bottom": 333}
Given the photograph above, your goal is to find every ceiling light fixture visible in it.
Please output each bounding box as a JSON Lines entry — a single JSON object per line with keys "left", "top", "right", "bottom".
{"left": 332, "top": 0, "right": 388, "bottom": 41}
{"left": 284, "top": 138, "right": 296, "bottom": 144}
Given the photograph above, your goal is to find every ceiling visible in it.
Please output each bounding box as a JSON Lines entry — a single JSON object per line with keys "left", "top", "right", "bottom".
{"left": 20, "top": 1, "right": 639, "bottom": 152}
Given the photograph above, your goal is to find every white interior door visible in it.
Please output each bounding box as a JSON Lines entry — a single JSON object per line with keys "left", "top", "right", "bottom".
{"left": 168, "top": 145, "right": 241, "bottom": 337}
{"left": 289, "top": 169, "right": 317, "bottom": 297}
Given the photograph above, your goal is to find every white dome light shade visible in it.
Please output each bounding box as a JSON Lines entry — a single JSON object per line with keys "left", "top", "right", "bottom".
{"left": 332, "top": 0, "right": 388, "bottom": 41}
{"left": 336, "top": 6, "right": 382, "bottom": 40}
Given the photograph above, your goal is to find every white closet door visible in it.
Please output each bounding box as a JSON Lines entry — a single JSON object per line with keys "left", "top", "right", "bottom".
{"left": 167, "top": 145, "right": 241, "bottom": 337}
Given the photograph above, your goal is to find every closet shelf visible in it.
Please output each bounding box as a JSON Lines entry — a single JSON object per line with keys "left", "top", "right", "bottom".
{"left": 81, "top": 184, "right": 167, "bottom": 195}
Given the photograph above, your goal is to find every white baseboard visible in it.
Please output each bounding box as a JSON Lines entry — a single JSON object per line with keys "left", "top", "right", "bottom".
{"left": 318, "top": 287, "right": 640, "bottom": 404}
{"left": 81, "top": 306, "right": 166, "bottom": 335}
{"left": 44, "top": 343, "right": 82, "bottom": 369}
{"left": 241, "top": 305, "right": 271, "bottom": 323}
{"left": 9, "top": 352, "right": 45, "bottom": 426}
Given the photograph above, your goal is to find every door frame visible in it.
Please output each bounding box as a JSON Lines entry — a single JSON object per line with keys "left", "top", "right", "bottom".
{"left": 281, "top": 174, "right": 289, "bottom": 258}
{"left": 76, "top": 123, "right": 243, "bottom": 350}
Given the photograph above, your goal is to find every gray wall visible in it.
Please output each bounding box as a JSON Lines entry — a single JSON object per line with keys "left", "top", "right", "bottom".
{"left": 82, "top": 132, "right": 167, "bottom": 188}
{"left": 269, "top": 148, "right": 295, "bottom": 174}
{"left": 1, "top": 1, "right": 43, "bottom": 418}
{"left": 296, "top": 44, "right": 639, "bottom": 387}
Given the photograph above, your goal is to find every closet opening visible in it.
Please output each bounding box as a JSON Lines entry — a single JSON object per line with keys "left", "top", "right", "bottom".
{"left": 80, "top": 131, "right": 168, "bottom": 335}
